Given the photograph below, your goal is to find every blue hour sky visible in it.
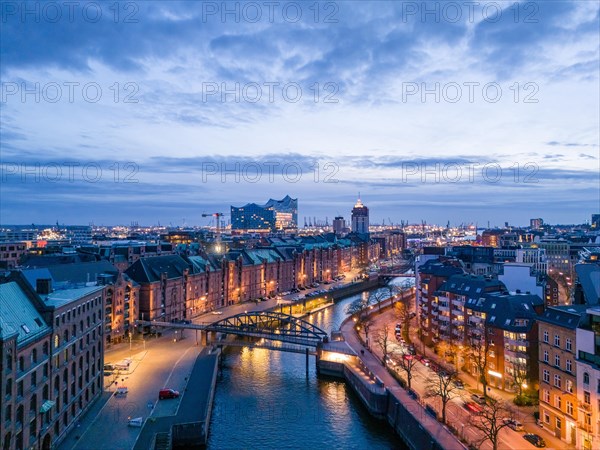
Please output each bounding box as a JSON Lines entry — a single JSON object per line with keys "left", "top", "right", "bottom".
{"left": 1, "top": 1, "right": 599, "bottom": 227}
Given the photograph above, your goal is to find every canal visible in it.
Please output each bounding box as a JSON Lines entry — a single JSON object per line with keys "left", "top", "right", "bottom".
{"left": 207, "top": 279, "right": 413, "bottom": 449}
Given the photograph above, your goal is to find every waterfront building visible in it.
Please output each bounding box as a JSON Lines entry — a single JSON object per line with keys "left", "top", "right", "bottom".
{"left": 0, "top": 272, "right": 104, "bottom": 449}
{"left": 231, "top": 195, "right": 298, "bottom": 232}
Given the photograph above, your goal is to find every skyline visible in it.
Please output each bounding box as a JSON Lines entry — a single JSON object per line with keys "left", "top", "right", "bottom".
{"left": 1, "top": 1, "right": 599, "bottom": 225}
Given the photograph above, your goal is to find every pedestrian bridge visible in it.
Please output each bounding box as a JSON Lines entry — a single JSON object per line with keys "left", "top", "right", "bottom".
{"left": 136, "top": 311, "right": 328, "bottom": 348}
{"left": 207, "top": 311, "right": 328, "bottom": 347}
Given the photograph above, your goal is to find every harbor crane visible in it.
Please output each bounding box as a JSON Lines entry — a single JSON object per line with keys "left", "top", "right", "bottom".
{"left": 202, "top": 212, "right": 225, "bottom": 253}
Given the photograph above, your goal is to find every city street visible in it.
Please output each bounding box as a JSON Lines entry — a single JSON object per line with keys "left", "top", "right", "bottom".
{"left": 59, "top": 268, "right": 363, "bottom": 450}
{"left": 365, "top": 304, "right": 571, "bottom": 450}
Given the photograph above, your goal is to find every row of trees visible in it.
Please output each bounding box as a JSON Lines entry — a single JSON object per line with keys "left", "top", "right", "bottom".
{"left": 348, "top": 283, "right": 522, "bottom": 450}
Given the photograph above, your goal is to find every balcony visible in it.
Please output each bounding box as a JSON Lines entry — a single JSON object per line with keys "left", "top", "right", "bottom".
{"left": 451, "top": 299, "right": 463, "bottom": 308}
{"left": 505, "top": 338, "right": 529, "bottom": 348}
{"left": 438, "top": 304, "right": 450, "bottom": 313}
{"left": 452, "top": 309, "right": 463, "bottom": 317}
{"left": 452, "top": 318, "right": 464, "bottom": 327}
{"left": 579, "top": 403, "right": 592, "bottom": 413}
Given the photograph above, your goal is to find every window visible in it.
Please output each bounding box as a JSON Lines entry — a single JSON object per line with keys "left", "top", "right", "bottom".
{"left": 566, "top": 338, "right": 572, "bottom": 352}
{"left": 566, "top": 401, "right": 573, "bottom": 416}
{"left": 566, "top": 359, "right": 572, "bottom": 373}
{"left": 554, "top": 374, "right": 561, "bottom": 388}
{"left": 543, "top": 389, "right": 550, "bottom": 403}
{"left": 18, "top": 356, "right": 24, "bottom": 372}
{"left": 566, "top": 379, "right": 574, "bottom": 393}
{"left": 585, "top": 391, "right": 591, "bottom": 404}
{"left": 555, "top": 395, "right": 562, "bottom": 409}
{"left": 543, "top": 350, "right": 549, "bottom": 363}
{"left": 554, "top": 334, "right": 560, "bottom": 347}
{"left": 556, "top": 417, "right": 562, "bottom": 429}
{"left": 584, "top": 372, "right": 590, "bottom": 385}
{"left": 543, "top": 330, "right": 549, "bottom": 343}
{"left": 4, "top": 379, "right": 12, "bottom": 398}
{"left": 555, "top": 354, "right": 561, "bottom": 368}
{"left": 544, "top": 411, "right": 550, "bottom": 424}
{"left": 31, "top": 349, "right": 37, "bottom": 364}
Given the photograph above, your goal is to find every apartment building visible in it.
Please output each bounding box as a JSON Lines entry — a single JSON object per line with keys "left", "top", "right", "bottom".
{"left": 538, "top": 305, "right": 587, "bottom": 445}
{"left": 575, "top": 307, "right": 600, "bottom": 450}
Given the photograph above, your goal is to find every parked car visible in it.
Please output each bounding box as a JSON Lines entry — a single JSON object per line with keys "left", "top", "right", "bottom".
{"left": 452, "top": 379, "right": 465, "bottom": 389}
{"left": 471, "top": 393, "right": 486, "bottom": 405}
{"left": 502, "top": 418, "right": 524, "bottom": 431}
{"left": 523, "top": 434, "right": 546, "bottom": 447}
{"left": 158, "top": 388, "right": 180, "bottom": 400}
{"left": 211, "top": 311, "right": 223, "bottom": 315}
{"left": 420, "top": 358, "right": 430, "bottom": 367}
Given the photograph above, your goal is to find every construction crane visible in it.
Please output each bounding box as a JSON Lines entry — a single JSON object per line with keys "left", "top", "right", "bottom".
{"left": 202, "top": 212, "right": 225, "bottom": 253}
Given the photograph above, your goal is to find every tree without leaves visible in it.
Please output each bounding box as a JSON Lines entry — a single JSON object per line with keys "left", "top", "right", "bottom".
{"left": 425, "top": 369, "right": 461, "bottom": 424}
{"left": 470, "top": 396, "right": 514, "bottom": 450}
{"left": 396, "top": 354, "right": 418, "bottom": 390}
{"left": 509, "top": 357, "right": 529, "bottom": 398}
{"left": 346, "top": 296, "right": 376, "bottom": 347}
{"left": 469, "top": 325, "right": 490, "bottom": 398}
{"left": 373, "top": 323, "right": 392, "bottom": 365}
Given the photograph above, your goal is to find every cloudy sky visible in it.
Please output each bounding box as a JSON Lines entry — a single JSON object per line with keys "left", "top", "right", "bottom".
{"left": 1, "top": 1, "right": 599, "bottom": 227}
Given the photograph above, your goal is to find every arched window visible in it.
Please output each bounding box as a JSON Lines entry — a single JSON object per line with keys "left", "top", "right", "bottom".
{"left": 54, "top": 334, "right": 59, "bottom": 349}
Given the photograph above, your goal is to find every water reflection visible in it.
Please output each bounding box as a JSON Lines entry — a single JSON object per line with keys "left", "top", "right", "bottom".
{"left": 208, "top": 280, "right": 412, "bottom": 449}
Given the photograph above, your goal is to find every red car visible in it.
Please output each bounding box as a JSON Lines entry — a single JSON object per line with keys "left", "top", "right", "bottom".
{"left": 158, "top": 388, "right": 180, "bottom": 400}
{"left": 463, "top": 401, "right": 483, "bottom": 415}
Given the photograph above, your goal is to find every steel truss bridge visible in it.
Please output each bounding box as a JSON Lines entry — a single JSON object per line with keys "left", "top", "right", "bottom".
{"left": 136, "top": 311, "right": 328, "bottom": 353}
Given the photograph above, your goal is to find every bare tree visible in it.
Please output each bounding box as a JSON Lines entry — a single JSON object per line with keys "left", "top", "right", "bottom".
{"left": 373, "top": 323, "right": 392, "bottom": 365}
{"left": 346, "top": 296, "right": 376, "bottom": 347}
{"left": 468, "top": 326, "right": 490, "bottom": 398}
{"left": 470, "top": 396, "right": 514, "bottom": 450}
{"left": 509, "top": 358, "right": 529, "bottom": 398}
{"left": 397, "top": 354, "right": 418, "bottom": 390}
{"left": 425, "top": 369, "right": 460, "bottom": 424}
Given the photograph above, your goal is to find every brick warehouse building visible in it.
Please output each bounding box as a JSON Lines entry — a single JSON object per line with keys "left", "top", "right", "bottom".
{"left": 1, "top": 273, "right": 104, "bottom": 450}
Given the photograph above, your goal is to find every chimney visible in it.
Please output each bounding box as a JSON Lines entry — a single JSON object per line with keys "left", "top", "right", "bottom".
{"left": 36, "top": 278, "right": 53, "bottom": 295}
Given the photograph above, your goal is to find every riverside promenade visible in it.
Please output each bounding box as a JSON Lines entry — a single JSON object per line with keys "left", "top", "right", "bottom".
{"left": 339, "top": 296, "right": 467, "bottom": 450}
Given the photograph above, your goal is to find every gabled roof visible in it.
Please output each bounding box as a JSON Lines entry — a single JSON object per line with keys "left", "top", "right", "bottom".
{"left": 537, "top": 305, "right": 588, "bottom": 329}
{"left": 419, "top": 258, "right": 464, "bottom": 277}
{"left": 125, "top": 255, "right": 193, "bottom": 283}
{"left": 468, "top": 292, "right": 543, "bottom": 332}
{"left": 0, "top": 282, "right": 51, "bottom": 345}
{"left": 437, "top": 274, "right": 504, "bottom": 298}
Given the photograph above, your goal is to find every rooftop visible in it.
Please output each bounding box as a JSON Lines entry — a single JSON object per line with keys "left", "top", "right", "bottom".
{"left": 0, "top": 282, "right": 51, "bottom": 345}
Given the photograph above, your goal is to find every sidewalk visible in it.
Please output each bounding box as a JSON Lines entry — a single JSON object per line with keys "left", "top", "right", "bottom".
{"left": 408, "top": 318, "right": 574, "bottom": 450}
{"left": 339, "top": 299, "right": 468, "bottom": 450}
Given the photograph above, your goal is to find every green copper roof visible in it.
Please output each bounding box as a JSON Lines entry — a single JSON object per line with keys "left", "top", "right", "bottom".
{"left": 0, "top": 282, "right": 51, "bottom": 345}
